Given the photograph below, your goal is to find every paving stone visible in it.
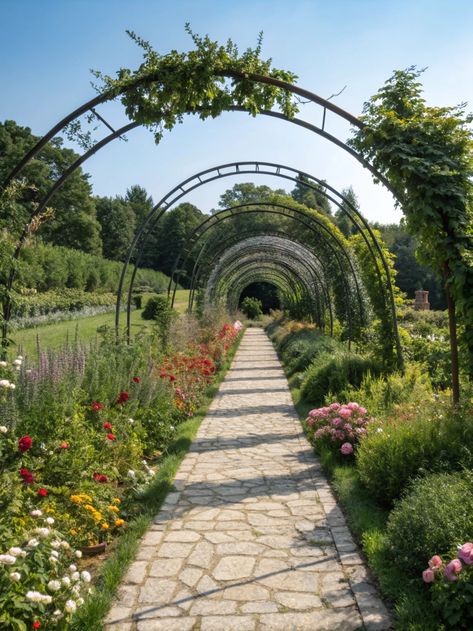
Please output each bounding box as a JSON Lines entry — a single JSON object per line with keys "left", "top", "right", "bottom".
{"left": 106, "top": 329, "right": 390, "bottom": 629}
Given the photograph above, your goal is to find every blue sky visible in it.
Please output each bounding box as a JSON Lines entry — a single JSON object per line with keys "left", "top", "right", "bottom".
{"left": 2, "top": 0, "right": 473, "bottom": 223}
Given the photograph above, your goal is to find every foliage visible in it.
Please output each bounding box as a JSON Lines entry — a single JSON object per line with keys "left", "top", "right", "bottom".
{"left": 95, "top": 197, "right": 136, "bottom": 262}
{"left": 217, "top": 182, "right": 285, "bottom": 210}
{"left": 11, "top": 290, "right": 117, "bottom": 320}
{"left": 240, "top": 296, "right": 263, "bottom": 320}
{"left": 349, "top": 67, "right": 473, "bottom": 374}
{"left": 141, "top": 295, "right": 169, "bottom": 321}
{"left": 386, "top": 471, "right": 473, "bottom": 578}
{"left": 356, "top": 400, "right": 473, "bottom": 506}
{"left": 290, "top": 173, "right": 331, "bottom": 216}
{"left": 300, "top": 352, "right": 380, "bottom": 405}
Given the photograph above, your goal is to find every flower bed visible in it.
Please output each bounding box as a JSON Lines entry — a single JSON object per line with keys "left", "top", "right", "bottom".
{"left": 0, "top": 317, "right": 242, "bottom": 628}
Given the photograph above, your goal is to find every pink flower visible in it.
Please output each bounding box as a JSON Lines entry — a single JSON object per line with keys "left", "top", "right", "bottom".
{"left": 329, "top": 402, "right": 341, "bottom": 411}
{"left": 347, "top": 402, "right": 360, "bottom": 411}
{"left": 340, "top": 442, "right": 354, "bottom": 455}
{"left": 428, "top": 555, "right": 443, "bottom": 569}
{"left": 422, "top": 568, "right": 435, "bottom": 583}
{"left": 445, "top": 559, "right": 462, "bottom": 581}
{"left": 358, "top": 407, "right": 367, "bottom": 415}
{"left": 331, "top": 417, "right": 343, "bottom": 427}
{"left": 314, "top": 428, "right": 325, "bottom": 439}
{"left": 458, "top": 543, "right": 473, "bottom": 565}
{"left": 339, "top": 408, "right": 352, "bottom": 419}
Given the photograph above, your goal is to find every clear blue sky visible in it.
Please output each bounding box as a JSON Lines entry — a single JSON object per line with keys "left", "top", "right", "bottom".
{"left": 2, "top": 0, "right": 473, "bottom": 223}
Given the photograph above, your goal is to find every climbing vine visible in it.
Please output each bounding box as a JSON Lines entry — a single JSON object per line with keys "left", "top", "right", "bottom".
{"left": 349, "top": 67, "right": 473, "bottom": 375}
{"left": 91, "top": 26, "right": 299, "bottom": 145}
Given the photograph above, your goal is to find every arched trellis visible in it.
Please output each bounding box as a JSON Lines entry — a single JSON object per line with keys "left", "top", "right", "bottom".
{"left": 204, "top": 236, "right": 329, "bottom": 328}
{"left": 165, "top": 203, "right": 365, "bottom": 336}
{"left": 1, "top": 62, "right": 403, "bottom": 366}
{"left": 185, "top": 230, "right": 335, "bottom": 335}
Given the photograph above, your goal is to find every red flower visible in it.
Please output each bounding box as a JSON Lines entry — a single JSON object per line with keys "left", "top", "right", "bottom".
{"left": 19, "top": 468, "right": 34, "bottom": 484}
{"left": 91, "top": 402, "right": 103, "bottom": 411}
{"left": 159, "top": 372, "right": 167, "bottom": 379}
{"left": 103, "top": 422, "right": 113, "bottom": 430}
{"left": 116, "top": 391, "right": 129, "bottom": 405}
{"left": 93, "top": 472, "right": 109, "bottom": 483}
{"left": 18, "top": 435, "right": 33, "bottom": 452}
{"left": 33, "top": 622, "right": 41, "bottom": 629}
{"left": 169, "top": 375, "right": 176, "bottom": 382}
{"left": 38, "top": 487, "right": 48, "bottom": 497}
{"left": 106, "top": 433, "right": 117, "bottom": 441}
{"left": 132, "top": 376, "right": 141, "bottom": 383}
{"left": 60, "top": 441, "right": 69, "bottom": 449}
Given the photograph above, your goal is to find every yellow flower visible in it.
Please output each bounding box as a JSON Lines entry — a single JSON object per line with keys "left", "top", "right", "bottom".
{"left": 101, "top": 523, "right": 109, "bottom": 530}
{"left": 92, "top": 512, "right": 102, "bottom": 522}
{"left": 115, "top": 519, "right": 125, "bottom": 527}
{"left": 108, "top": 505, "right": 119, "bottom": 513}
{"left": 84, "top": 504, "right": 95, "bottom": 512}
{"left": 112, "top": 498, "right": 121, "bottom": 504}
{"left": 69, "top": 529, "right": 78, "bottom": 536}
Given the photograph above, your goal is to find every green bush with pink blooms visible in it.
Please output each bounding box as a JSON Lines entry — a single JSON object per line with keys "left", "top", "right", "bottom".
{"left": 0, "top": 314, "right": 242, "bottom": 629}
{"left": 306, "top": 402, "right": 370, "bottom": 458}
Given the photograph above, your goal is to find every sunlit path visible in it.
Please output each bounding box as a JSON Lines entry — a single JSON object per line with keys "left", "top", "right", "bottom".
{"left": 105, "top": 328, "right": 390, "bottom": 630}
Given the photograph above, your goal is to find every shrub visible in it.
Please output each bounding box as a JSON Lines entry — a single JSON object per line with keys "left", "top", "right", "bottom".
{"left": 301, "top": 352, "right": 380, "bottom": 405}
{"left": 141, "top": 295, "right": 169, "bottom": 320}
{"left": 356, "top": 401, "right": 473, "bottom": 506}
{"left": 386, "top": 471, "right": 473, "bottom": 578}
{"left": 240, "top": 296, "right": 263, "bottom": 320}
{"left": 278, "top": 329, "right": 341, "bottom": 376}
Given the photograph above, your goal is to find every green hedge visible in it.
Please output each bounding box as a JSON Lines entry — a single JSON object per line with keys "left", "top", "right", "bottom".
{"left": 12, "top": 290, "right": 117, "bottom": 319}
{"left": 16, "top": 242, "right": 171, "bottom": 293}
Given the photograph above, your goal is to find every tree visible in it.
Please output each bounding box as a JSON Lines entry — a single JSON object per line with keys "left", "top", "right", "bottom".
{"left": 291, "top": 174, "right": 331, "bottom": 216}
{"left": 122, "top": 185, "right": 154, "bottom": 228}
{"left": 0, "top": 120, "right": 102, "bottom": 254}
{"left": 95, "top": 196, "right": 136, "bottom": 261}
{"left": 334, "top": 187, "right": 359, "bottom": 237}
{"left": 218, "top": 183, "right": 285, "bottom": 209}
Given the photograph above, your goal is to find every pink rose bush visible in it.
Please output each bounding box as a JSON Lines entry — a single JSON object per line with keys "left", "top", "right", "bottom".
{"left": 306, "top": 402, "right": 370, "bottom": 457}
{"left": 422, "top": 543, "right": 473, "bottom": 628}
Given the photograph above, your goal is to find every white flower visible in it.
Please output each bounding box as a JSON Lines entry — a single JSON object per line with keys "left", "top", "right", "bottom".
{"left": 128, "top": 417, "right": 135, "bottom": 424}
{"left": 9, "top": 571, "right": 21, "bottom": 581}
{"left": 376, "top": 427, "right": 384, "bottom": 433}
{"left": 127, "top": 469, "right": 136, "bottom": 478}
{"left": 50, "top": 550, "right": 59, "bottom": 558}
{"left": 170, "top": 425, "right": 175, "bottom": 430}
{"left": 26, "top": 591, "right": 51, "bottom": 604}
{"left": 61, "top": 576, "right": 71, "bottom": 587}
{"left": 48, "top": 579, "right": 61, "bottom": 592}
{"left": 72, "top": 584, "right": 81, "bottom": 595}
{"left": 49, "top": 556, "right": 58, "bottom": 564}
{"left": 53, "top": 610, "right": 62, "bottom": 618}
{"left": 35, "top": 527, "right": 50, "bottom": 538}
{"left": 50, "top": 539, "right": 60, "bottom": 548}
{"left": 0, "top": 425, "right": 8, "bottom": 433}
{"left": 27, "top": 538, "right": 39, "bottom": 548}
{"left": 80, "top": 571, "right": 91, "bottom": 583}
{"left": 0, "top": 379, "right": 11, "bottom": 388}
{"left": 71, "top": 571, "right": 80, "bottom": 582}
{"left": 16, "top": 355, "right": 23, "bottom": 361}
{"left": 9, "top": 547, "right": 25, "bottom": 557}
{"left": 9, "top": 382, "right": 17, "bottom": 388}
{"left": 76, "top": 597, "right": 84, "bottom": 606}
{"left": 0, "top": 554, "right": 16, "bottom": 565}
{"left": 40, "top": 442, "right": 46, "bottom": 450}
{"left": 69, "top": 564, "right": 77, "bottom": 572}
{"left": 75, "top": 550, "right": 82, "bottom": 558}
{"left": 0, "top": 360, "right": 7, "bottom": 367}
{"left": 65, "top": 599, "right": 77, "bottom": 613}
{"left": 30, "top": 509, "right": 42, "bottom": 517}
{"left": 13, "top": 359, "right": 22, "bottom": 366}
{"left": 61, "top": 541, "right": 70, "bottom": 550}
{"left": 45, "top": 517, "right": 55, "bottom": 525}
{"left": 42, "top": 594, "right": 52, "bottom": 604}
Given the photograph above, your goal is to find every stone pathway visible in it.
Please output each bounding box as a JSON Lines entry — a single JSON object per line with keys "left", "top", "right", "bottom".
{"left": 105, "top": 328, "right": 391, "bottom": 630}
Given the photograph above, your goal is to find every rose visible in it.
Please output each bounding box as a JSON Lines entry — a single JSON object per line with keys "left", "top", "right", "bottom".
{"left": 445, "top": 558, "right": 462, "bottom": 581}
{"left": 93, "top": 472, "right": 109, "bottom": 483}
{"left": 60, "top": 441, "right": 69, "bottom": 449}
{"left": 38, "top": 487, "right": 48, "bottom": 497}
{"left": 91, "top": 401, "right": 103, "bottom": 411}
{"left": 422, "top": 568, "right": 435, "bottom": 583}
{"left": 106, "top": 433, "right": 117, "bottom": 441}
{"left": 340, "top": 442, "right": 354, "bottom": 456}
{"left": 132, "top": 376, "right": 140, "bottom": 383}
{"left": 458, "top": 542, "right": 473, "bottom": 565}
{"left": 103, "top": 422, "right": 113, "bottom": 430}
{"left": 19, "top": 468, "right": 34, "bottom": 484}
{"left": 428, "top": 555, "right": 443, "bottom": 569}
{"left": 18, "top": 435, "right": 33, "bottom": 452}
{"left": 116, "top": 391, "right": 129, "bottom": 404}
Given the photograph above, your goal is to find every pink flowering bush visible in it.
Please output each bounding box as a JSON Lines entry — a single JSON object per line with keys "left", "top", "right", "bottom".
{"left": 422, "top": 543, "right": 473, "bottom": 628}
{"left": 306, "top": 402, "right": 370, "bottom": 457}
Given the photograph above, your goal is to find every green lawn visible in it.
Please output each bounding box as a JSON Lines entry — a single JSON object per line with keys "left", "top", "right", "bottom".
{"left": 13, "top": 290, "right": 190, "bottom": 357}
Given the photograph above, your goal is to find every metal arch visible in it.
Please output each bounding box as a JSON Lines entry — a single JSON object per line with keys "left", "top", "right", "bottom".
{"left": 118, "top": 162, "right": 399, "bottom": 363}
{"left": 162, "top": 203, "right": 365, "bottom": 337}
{"left": 205, "top": 239, "right": 329, "bottom": 329}
{"left": 187, "top": 230, "right": 334, "bottom": 335}
{"left": 207, "top": 245, "right": 329, "bottom": 330}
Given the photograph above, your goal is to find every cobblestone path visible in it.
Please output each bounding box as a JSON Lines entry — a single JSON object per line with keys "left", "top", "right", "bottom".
{"left": 106, "top": 328, "right": 391, "bottom": 630}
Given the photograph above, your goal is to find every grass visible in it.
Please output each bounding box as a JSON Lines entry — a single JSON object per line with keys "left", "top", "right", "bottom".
{"left": 13, "top": 291, "right": 190, "bottom": 358}
{"left": 270, "top": 329, "right": 437, "bottom": 630}
{"left": 70, "top": 328, "right": 242, "bottom": 631}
